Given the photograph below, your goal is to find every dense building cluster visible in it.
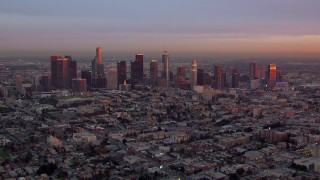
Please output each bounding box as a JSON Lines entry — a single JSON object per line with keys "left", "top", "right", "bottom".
{"left": 0, "top": 49, "right": 320, "bottom": 179}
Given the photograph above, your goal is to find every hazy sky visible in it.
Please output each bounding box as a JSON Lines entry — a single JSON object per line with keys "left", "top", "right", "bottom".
{"left": 1, "top": 0, "right": 320, "bottom": 57}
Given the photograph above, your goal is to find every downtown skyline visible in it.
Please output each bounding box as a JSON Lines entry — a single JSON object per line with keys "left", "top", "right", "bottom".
{"left": 1, "top": 0, "right": 320, "bottom": 57}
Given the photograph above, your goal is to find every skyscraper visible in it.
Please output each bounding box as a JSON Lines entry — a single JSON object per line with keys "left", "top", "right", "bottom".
{"left": 51, "top": 56, "right": 76, "bottom": 89}
{"left": 260, "top": 66, "right": 266, "bottom": 80}
{"left": 231, "top": 69, "right": 240, "bottom": 88}
{"left": 131, "top": 54, "right": 144, "bottom": 87}
{"left": 197, "top": 69, "right": 204, "bottom": 86}
{"left": 91, "top": 76, "right": 106, "bottom": 88}
{"left": 92, "top": 47, "right": 104, "bottom": 77}
{"left": 221, "top": 72, "right": 227, "bottom": 88}
{"left": 72, "top": 78, "right": 87, "bottom": 92}
{"left": 177, "top": 67, "right": 186, "bottom": 80}
{"left": 81, "top": 70, "right": 92, "bottom": 86}
{"left": 95, "top": 47, "right": 102, "bottom": 64}
{"left": 107, "top": 67, "right": 118, "bottom": 90}
{"left": 50, "top": 56, "right": 62, "bottom": 89}
{"left": 204, "top": 72, "right": 212, "bottom": 86}
{"left": 250, "top": 62, "right": 259, "bottom": 80}
{"left": 276, "top": 70, "right": 283, "bottom": 82}
{"left": 214, "top": 65, "right": 222, "bottom": 89}
{"left": 162, "top": 50, "right": 169, "bottom": 87}
{"left": 150, "top": 60, "right": 158, "bottom": 88}
{"left": 67, "top": 56, "right": 77, "bottom": 87}
{"left": 267, "top": 64, "right": 277, "bottom": 88}
{"left": 40, "top": 75, "right": 50, "bottom": 91}
{"left": 16, "top": 75, "right": 23, "bottom": 94}
{"left": 176, "top": 66, "right": 186, "bottom": 88}
{"left": 56, "top": 57, "right": 69, "bottom": 89}
{"left": 136, "top": 53, "right": 144, "bottom": 82}
{"left": 190, "top": 60, "right": 198, "bottom": 88}
{"left": 117, "top": 61, "right": 127, "bottom": 86}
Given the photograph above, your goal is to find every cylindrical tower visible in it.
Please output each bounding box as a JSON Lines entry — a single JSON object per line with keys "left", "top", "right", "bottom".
{"left": 190, "top": 60, "right": 197, "bottom": 88}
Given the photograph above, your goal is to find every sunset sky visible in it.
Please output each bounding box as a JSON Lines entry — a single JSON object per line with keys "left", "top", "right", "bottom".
{"left": 1, "top": 0, "right": 320, "bottom": 57}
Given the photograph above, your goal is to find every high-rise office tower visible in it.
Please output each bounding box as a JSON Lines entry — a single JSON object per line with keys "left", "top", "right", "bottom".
{"left": 177, "top": 67, "right": 186, "bottom": 80}
{"left": 256, "top": 66, "right": 260, "bottom": 80}
{"left": 250, "top": 62, "right": 260, "bottom": 80}
{"left": 232, "top": 69, "right": 240, "bottom": 88}
{"left": 131, "top": 54, "right": 144, "bottom": 87}
{"left": 221, "top": 72, "right": 227, "bottom": 88}
{"left": 51, "top": 56, "right": 76, "bottom": 89}
{"left": 276, "top": 70, "right": 283, "bottom": 82}
{"left": 16, "top": 75, "right": 23, "bottom": 94}
{"left": 117, "top": 61, "right": 127, "bottom": 86}
{"left": 72, "top": 78, "right": 87, "bottom": 92}
{"left": 204, "top": 72, "right": 212, "bottom": 86}
{"left": 131, "top": 61, "right": 139, "bottom": 87}
{"left": 50, "top": 56, "right": 62, "bottom": 89}
{"left": 95, "top": 47, "right": 102, "bottom": 64}
{"left": 56, "top": 57, "right": 69, "bottom": 89}
{"left": 162, "top": 50, "right": 169, "bottom": 87}
{"left": 67, "top": 56, "right": 77, "bottom": 87}
{"left": 92, "top": 47, "right": 104, "bottom": 77}
{"left": 107, "top": 67, "right": 118, "bottom": 90}
{"left": 176, "top": 66, "right": 186, "bottom": 87}
{"left": 91, "top": 76, "right": 106, "bottom": 88}
{"left": 136, "top": 53, "right": 144, "bottom": 82}
{"left": 267, "top": 64, "right": 277, "bottom": 88}
{"left": 197, "top": 69, "right": 204, "bottom": 86}
{"left": 260, "top": 66, "right": 266, "bottom": 80}
{"left": 81, "top": 70, "right": 92, "bottom": 86}
{"left": 190, "top": 60, "right": 198, "bottom": 88}
{"left": 150, "top": 60, "right": 158, "bottom": 88}
{"left": 169, "top": 71, "right": 174, "bottom": 82}
{"left": 214, "top": 65, "right": 222, "bottom": 89}
{"left": 40, "top": 75, "right": 50, "bottom": 91}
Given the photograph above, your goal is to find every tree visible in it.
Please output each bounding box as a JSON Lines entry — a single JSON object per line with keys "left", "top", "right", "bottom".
{"left": 104, "top": 167, "right": 111, "bottom": 178}
{"left": 229, "top": 173, "right": 239, "bottom": 180}
{"left": 236, "top": 168, "right": 245, "bottom": 176}
{"left": 154, "top": 171, "right": 160, "bottom": 178}
{"left": 179, "top": 148, "right": 185, "bottom": 154}
{"left": 138, "top": 173, "right": 150, "bottom": 180}
{"left": 57, "top": 171, "right": 68, "bottom": 179}
{"left": 180, "top": 166, "right": 185, "bottom": 173}
{"left": 37, "top": 163, "right": 58, "bottom": 175}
